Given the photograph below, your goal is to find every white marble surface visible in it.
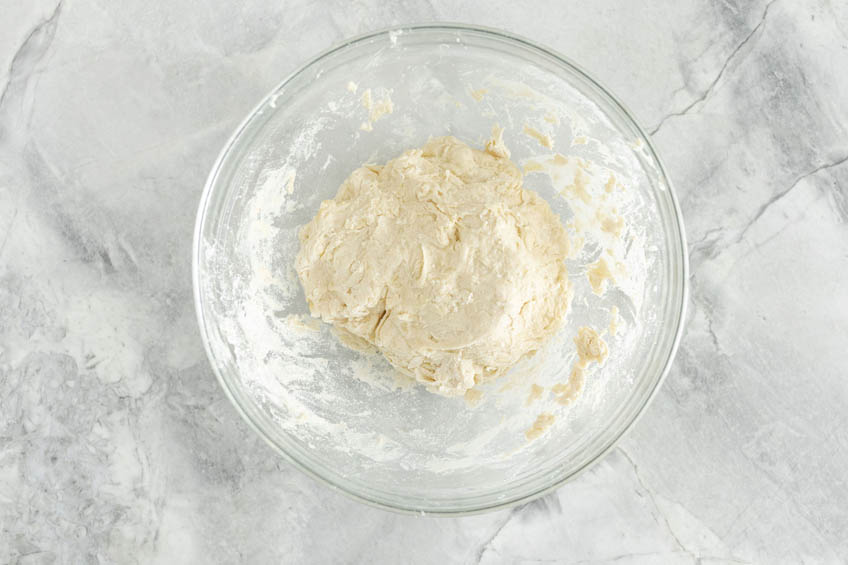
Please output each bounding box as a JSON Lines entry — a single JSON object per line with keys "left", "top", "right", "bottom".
{"left": 1, "top": 0, "right": 847, "bottom": 563}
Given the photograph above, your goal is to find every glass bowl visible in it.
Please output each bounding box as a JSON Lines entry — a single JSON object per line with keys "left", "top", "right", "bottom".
{"left": 193, "top": 24, "right": 687, "bottom": 515}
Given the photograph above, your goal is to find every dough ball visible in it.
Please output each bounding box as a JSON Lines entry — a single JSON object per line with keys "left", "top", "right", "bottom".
{"left": 296, "top": 132, "right": 571, "bottom": 395}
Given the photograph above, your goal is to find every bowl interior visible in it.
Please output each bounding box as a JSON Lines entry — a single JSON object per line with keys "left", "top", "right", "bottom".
{"left": 194, "top": 25, "right": 685, "bottom": 514}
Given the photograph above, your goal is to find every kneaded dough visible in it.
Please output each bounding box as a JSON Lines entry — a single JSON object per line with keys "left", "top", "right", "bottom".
{"left": 296, "top": 131, "right": 571, "bottom": 396}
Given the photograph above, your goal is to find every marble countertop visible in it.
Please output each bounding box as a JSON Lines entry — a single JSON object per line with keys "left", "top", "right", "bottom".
{"left": 2, "top": 1, "right": 847, "bottom": 563}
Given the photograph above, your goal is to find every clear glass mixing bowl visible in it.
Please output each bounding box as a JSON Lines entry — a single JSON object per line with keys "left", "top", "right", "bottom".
{"left": 193, "top": 24, "right": 687, "bottom": 514}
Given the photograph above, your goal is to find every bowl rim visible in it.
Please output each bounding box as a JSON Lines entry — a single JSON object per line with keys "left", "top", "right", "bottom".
{"left": 192, "top": 21, "right": 689, "bottom": 516}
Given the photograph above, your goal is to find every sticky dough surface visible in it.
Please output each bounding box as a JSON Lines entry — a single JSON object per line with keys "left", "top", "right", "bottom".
{"left": 296, "top": 133, "right": 571, "bottom": 395}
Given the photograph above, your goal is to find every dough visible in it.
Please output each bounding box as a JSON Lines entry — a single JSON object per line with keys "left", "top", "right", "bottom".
{"left": 523, "top": 125, "right": 553, "bottom": 149}
{"left": 573, "top": 326, "right": 608, "bottom": 365}
{"left": 587, "top": 256, "right": 615, "bottom": 295}
{"left": 359, "top": 88, "right": 393, "bottom": 131}
{"left": 525, "top": 412, "right": 555, "bottom": 441}
{"left": 552, "top": 326, "right": 608, "bottom": 405}
{"left": 526, "top": 383, "right": 544, "bottom": 406}
{"left": 296, "top": 130, "right": 571, "bottom": 396}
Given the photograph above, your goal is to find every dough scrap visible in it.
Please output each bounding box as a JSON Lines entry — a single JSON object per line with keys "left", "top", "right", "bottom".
{"left": 523, "top": 125, "right": 554, "bottom": 149}
{"left": 587, "top": 256, "right": 616, "bottom": 295}
{"left": 553, "top": 326, "right": 608, "bottom": 405}
{"left": 608, "top": 306, "right": 620, "bottom": 336}
{"left": 574, "top": 326, "right": 609, "bottom": 365}
{"left": 360, "top": 88, "right": 393, "bottom": 127}
{"left": 470, "top": 88, "right": 488, "bottom": 101}
{"left": 525, "top": 412, "right": 555, "bottom": 440}
{"left": 296, "top": 132, "right": 571, "bottom": 396}
{"left": 525, "top": 383, "right": 544, "bottom": 406}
